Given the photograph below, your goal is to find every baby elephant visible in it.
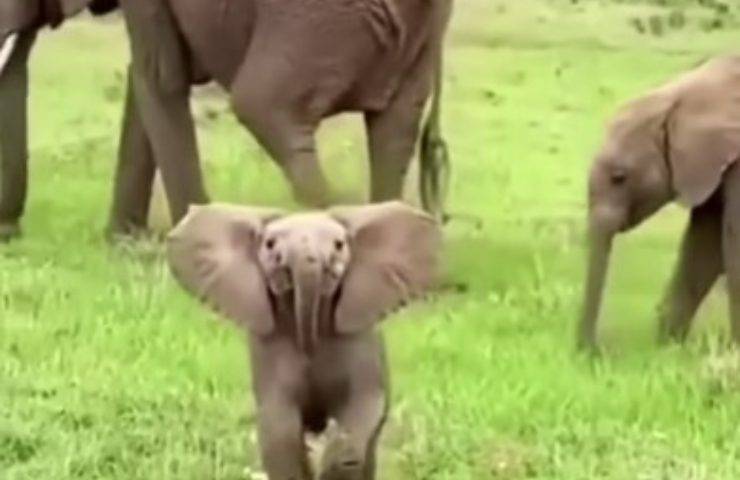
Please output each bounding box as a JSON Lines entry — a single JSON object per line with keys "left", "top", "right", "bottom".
{"left": 167, "top": 201, "right": 440, "bottom": 479}
{"left": 579, "top": 55, "right": 740, "bottom": 351}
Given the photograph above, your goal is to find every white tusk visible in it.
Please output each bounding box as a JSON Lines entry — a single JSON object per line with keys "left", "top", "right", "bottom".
{"left": 0, "top": 33, "right": 19, "bottom": 77}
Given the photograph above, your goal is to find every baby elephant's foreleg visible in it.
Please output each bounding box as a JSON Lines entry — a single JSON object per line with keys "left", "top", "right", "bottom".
{"left": 319, "top": 389, "right": 387, "bottom": 480}
{"left": 257, "top": 396, "right": 312, "bottom": 480}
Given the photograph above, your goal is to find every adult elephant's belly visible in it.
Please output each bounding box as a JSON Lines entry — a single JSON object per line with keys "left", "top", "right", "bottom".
{"left": 168, "top": 0, "right": 256, "bottom": 87}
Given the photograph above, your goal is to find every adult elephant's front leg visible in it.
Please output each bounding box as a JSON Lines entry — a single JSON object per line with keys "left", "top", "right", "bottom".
{"left": 107, "top": 64, "right": 156, "bottom": 238}
{"left": 121, "top": 0, "right": 208, "bottom": 225}
{"left": 0, "top": 31, "right": 35, "bottom": 241}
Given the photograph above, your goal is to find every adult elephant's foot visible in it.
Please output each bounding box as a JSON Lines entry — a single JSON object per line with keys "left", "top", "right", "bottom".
{"left": 0, "top": 221, "right": 21, "bottom": 243}
{"left": 104, "top": 222, "right": 154, "bottom": 245}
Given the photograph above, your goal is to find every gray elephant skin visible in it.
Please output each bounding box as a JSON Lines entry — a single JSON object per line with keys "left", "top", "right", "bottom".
{"left": 167, "top": 201, "right": 441, "bottom": 480}
{"left": 119, "top": 0, "right": 453, "bottom": 228}
{"left": 579, "top": 55, "right": 740, "bottom": 351}
{"left": 0, "top": 0, "right": 118, "bottom": 241}
{"left": 1, "top": 0, "right": 453, "bottom": 241}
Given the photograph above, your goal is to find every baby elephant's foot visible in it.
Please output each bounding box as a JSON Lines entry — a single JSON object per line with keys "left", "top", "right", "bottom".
{"left": 0, "top": 221, "right": 21, "bottom": 243}
{"left": 318, "top": 428, "right": 364, "bottom": 480}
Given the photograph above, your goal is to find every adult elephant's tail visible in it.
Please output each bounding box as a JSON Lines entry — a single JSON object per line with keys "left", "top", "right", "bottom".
{"left": 419, "top": 0, "right": 452, "bottom": 223}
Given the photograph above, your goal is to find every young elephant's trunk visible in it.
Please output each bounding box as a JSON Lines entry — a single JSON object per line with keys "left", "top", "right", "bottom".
{"left": 291, "top": 255, "right": 323, "bottom": 354}
{"left": 578, "top": 226, "right": 615, "bottom": 351}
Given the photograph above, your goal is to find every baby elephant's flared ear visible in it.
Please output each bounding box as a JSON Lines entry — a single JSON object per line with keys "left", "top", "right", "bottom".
{"left": 329, "top": 201, "right": 442, "bottom": 333}
{"left": 166, "top": 204, "right": 284, "bottom": 335}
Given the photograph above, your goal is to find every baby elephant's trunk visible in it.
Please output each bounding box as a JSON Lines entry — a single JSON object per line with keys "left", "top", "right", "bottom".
{"left": 291, "top": 253, "right": 323, "bottom": 354}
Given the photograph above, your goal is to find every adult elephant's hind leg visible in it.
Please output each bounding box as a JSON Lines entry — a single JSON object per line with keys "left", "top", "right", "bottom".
{"left": 107, "top": 65, "right": 155, "bottom": 238}
{"left": 231, "top": 85, "right": 330, "bottom": 207}
{"left": 656, "top": 194, "right": 722, "bottom": 343}
{"left": 121, "top": 0, "right": 209, "bottom": 225}
{"left": 365, "top": 88, "right": 433, "bottom": 206}
{"left": 0, "top": 31, "right": 36, "bottom": 241}
{"left": 365, "top": 48, "right": 436, "bottom": 206}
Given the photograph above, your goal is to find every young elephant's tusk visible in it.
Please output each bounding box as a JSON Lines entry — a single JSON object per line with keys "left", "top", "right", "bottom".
{"left": 0, "top": 33, "right": 19, "bottom": 77}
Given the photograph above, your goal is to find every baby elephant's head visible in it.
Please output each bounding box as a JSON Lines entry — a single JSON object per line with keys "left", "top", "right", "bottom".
{"left": 167, "top": 202, "right": 441, "bottom": 352}
{"left": 258, "top": 213, "right": 350, "bottom": 298}
{"left": 256, "top": 214, "right": 351, "bottom": 349}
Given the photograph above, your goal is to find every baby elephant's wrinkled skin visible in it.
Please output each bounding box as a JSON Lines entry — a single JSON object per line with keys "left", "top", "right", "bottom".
{"left": 579, "top": 55, "right": 740, "bottom": 352}
{"left": 167, "top": 201, "right": 441, "bottom": 480}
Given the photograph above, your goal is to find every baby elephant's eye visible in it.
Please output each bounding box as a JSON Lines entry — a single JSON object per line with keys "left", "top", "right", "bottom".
{"left": 610, "top": 170, "right": 627, "bottom": 186}
{"left": 334, "top": 239, "right": 345, "bottom": 251}
{"left": 265, "top": 238, "right": 276, "bottom": 250}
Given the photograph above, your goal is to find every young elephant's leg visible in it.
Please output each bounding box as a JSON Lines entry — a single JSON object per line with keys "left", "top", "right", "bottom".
{"left": 657, "top": 195, "right": 723, "bottom": 343}
{"left": 320, "top": 390, "right": 387, "bottom": 480}
{"left": 257, "top": 396, "right": 312, "bottom": 480}
{"left": 319, "top": 338, "right": 388, "bottom": 480}
{"left": 107, "top": 65, "right": 155, "bottom": 237}
{"left": 121, "top": 0, "right": 208, "bottom": 225}
{"left": 0, "top": 30, "right": 36, "bottom": 240}
{"left": 722, "top": 165, "right": 740, "bottom": 343}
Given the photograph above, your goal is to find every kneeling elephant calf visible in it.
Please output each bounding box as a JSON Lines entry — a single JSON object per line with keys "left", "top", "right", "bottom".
{"left": 166, "top": 201, "right": 441, "bottom": 479}
{"left": 579, "top": 55, "right": 740, "bottom": 351}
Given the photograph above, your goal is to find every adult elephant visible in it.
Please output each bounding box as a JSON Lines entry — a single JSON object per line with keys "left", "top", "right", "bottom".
{"left": 0, "top": 0, "right": 121, "bottom": 241}
{"left": 118, "top": 0, "right": 452, "bottom": 228}
{"left": 1, "top": 0, "right": 452, "bottom": 242}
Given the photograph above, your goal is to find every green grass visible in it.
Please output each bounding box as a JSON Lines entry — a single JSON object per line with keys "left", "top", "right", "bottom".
{"left": 4, "top": 1, "right": 740, "bottom": 478}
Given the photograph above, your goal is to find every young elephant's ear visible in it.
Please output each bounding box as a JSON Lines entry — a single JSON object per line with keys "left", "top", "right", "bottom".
{"left": 167, "top": 204, "right": 284, "bottom": 335}
{"left": 667, "top": 59, "right": 740, "bottom": 207}
{"left": 329, "top": 201, "right": 442, "bottom": 333}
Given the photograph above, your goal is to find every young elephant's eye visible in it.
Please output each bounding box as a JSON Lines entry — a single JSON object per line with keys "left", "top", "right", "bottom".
{"left": 610, "top": 170, "right": 627, "bottom": 186}
{"left": 334, "top": 239, "right": 345, "bottom": 251}
{"left": 265, "top": 238, "right": 276, "bottom": 250}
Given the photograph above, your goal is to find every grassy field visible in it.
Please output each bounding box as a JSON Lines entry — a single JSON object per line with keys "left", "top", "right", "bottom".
{"left": 4, "top": 1, "right": 740, "bottom": 478}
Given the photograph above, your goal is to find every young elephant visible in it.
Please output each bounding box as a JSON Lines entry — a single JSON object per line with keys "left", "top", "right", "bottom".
{"left": 167, "top": 201, "right": 440, "bottom": 480}
{"left": 579, "top": 55, "right": 740, "bottom": 351}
